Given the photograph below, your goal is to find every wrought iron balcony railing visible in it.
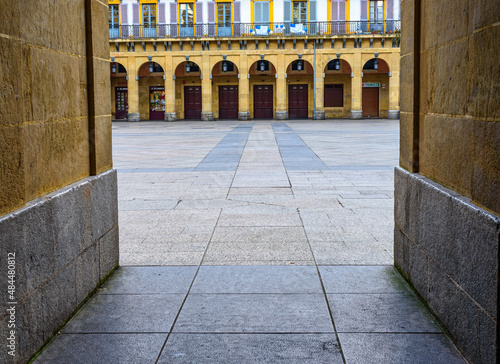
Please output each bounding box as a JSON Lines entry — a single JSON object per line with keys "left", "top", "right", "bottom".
{"left": 109, "top": 20, "right": 400, "bottom": 40}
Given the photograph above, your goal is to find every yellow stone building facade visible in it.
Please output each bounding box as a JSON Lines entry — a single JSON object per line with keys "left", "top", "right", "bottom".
{"left": 109, "top": 0, "right": 401, "bottom": 120}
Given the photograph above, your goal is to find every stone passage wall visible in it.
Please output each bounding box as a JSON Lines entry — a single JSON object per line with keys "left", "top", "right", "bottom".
{"left": 397, "top": 0, "right": 499, "bottom": 363}
{"left": 0, "top": 1, "right": 118, "bottom": 363}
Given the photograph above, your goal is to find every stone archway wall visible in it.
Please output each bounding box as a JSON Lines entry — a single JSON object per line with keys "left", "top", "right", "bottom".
{"left": 0, "top": 2, "right": 118, "bottom": 363}
{"left": 396, "top": 1, "right": 500, "bottom": 363}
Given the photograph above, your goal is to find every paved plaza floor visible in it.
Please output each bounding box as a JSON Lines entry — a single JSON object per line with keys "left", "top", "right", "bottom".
{"left": 35, "top": 120, "right": 466, "bottom": 363}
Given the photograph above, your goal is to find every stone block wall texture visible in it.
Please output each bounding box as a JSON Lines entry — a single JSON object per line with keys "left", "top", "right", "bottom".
{"left": 396, "top": 0, "right": 499, "bottom": 363}
{"left": 0, "top": 1, "right": 118, "bottom": 363}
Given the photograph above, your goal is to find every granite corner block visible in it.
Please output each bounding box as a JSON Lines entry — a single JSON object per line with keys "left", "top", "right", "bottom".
{"left": 15, "top": 288, "right": 44, "bottom": 364}
{"left": 99, "top": 225, "right": 119, "bottom": 281}
{"left": 394, "top": 225, "right": 410, "bottom": 278}
{"left": 394, "top": 167, "right": 419, "bottom": 243}
{"left": 76, "top": 243, "right": 100, "bottom": 304}
{"left": 91, "top": 169, "right": 118, "bottom": 242}
{"left": 41, "top": 263, "right": 77, "bottom": 340}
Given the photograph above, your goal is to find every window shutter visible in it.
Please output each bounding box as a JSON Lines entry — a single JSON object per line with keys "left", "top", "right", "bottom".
{"left": 386, "top": 0, "right": 393, "bottom": 19}
{"left": 360, "top": 0, "right": 368, "bottom": 20}
{"left": 170, "top": 2, "right": 177, "bottom": 23}
{"left": 233, "top": 1, "right": 241, "bottom": 23}
{"left": 309, "top": 0, "right": 317, "bottom": 22}
{"left": 338, "top": 0, "right": 346, "bottom": 20}
{"left": 332, "top": 1, "right": 338, "bottom": 21}
{"left": 262, "top": 2, "right": 270, "bottom": 23}
{"left": 196, "top": 2, "right": 203, "bottom": 23}
{"left": 132, "top": 3, "right": 140, "bottom": 24}
{"left": 208, "top": 2, "right": 215, "bottom": 23}
{"left": 283, "top": 0, "right": 291, "bottom": 22}
{"left": 159, "top": 3, "right": 166, "bottom": 23}
{"left": 121, "top": 4, "right": 128, "bottom": 24}
{"left": 254, "top": 2, "right": 262, "bottom": 23}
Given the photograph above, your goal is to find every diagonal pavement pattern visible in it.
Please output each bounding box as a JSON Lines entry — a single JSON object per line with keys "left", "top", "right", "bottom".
{"left": 35, "top": 120, "right": 466, "bottom": 363}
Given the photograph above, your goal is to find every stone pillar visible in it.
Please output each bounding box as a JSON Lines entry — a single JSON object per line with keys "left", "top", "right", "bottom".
{"left": 201, "top": 55, "right": 214, "bottom": 120}
{"left": 127, "top": 66, "right": 140, "bottom": 121}
{"left": 388, "top": 55, "right": 400, "bottom": 119}
{"left": 275, "top": 54, "right": 287, "bottom": 120}
{"left": 350, "top": 53, "right": 363, "bottom": 119}
{"left": 314, "top": 62, "right": 325, "bottom": 120}
{"left": 238, "top": 56, "right": 250, "bottom": 120}
{"left": 164, "top": 56, "right": 177, "bottom": 121}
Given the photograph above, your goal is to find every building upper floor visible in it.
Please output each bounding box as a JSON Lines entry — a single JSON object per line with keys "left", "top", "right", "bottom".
{"left": 109, "top": 0, "right": 401, "bottom": 39}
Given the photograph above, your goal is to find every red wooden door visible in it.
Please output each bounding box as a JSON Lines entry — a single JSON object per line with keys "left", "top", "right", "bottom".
{"left": 149, "top": 86, "right": 165, "bottom": 120}
{"left": 288, "top": 84, "right": 308, "bottom": 119}
{"left": 362, "top": 87, "right": 379, "bottom": 117}
{"left": 219, "top": 85, "right": 238, "bottom": 119}
{"left": 253, "top": 85, "right": 273, "bottom": 119}
{"left": 184, "top": 86, "right": 202, "bottom": 119}
{"left": 115, "top": 87, "right": 128, "bottom": 119}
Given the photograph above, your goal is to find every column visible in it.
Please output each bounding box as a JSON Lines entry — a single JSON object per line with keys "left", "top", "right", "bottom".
{"left": 201, "top": 54, "right": 214, "bottom": 120}
{"left": 238, "top": 55, "right": 250, "bottom": 120}
{"left": 388, "top": 54, "right": 400, "bottom": 119}
{"left": 314, "top": 52, "right": 325, "bottom": 120}
{"left": 127, "top": 61, "right": 140, "bottom": 121}
{"left": 275, "top": 53, "right": 287, "bottom": 119}
{"left": 350, "top": 52, "right": 363, "bottom": 119}
{"left": 164, "top": 56, "right": 177, "bottom": 121}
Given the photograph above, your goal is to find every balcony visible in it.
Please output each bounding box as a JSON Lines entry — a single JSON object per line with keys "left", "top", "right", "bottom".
{"left": 109, "top": 20, "right": 401, "bottom": 40}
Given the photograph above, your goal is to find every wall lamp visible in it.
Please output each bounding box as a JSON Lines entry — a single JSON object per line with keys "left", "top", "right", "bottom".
{"left": 335, "top": 53, "right": 341, "bottom": 70}
{"left": 185, "top": 55, "right": 190, "bottom": 73}
{"left": 374, "top": 53, "right": 379, "bottom": 70}
{"left": 222, "top": 55, "right": 228, "bottom": 73}
{"left": 297, "top": 54, "right": 303, "bottom": 71}
{"left": 148, "top": 56, "right": 153, "bottom": 73}
{"left": 111, "top": 57, "right": 116, "bottom": 73}
{"left": 259, "top": 54, "right": 265, "bottom": 72}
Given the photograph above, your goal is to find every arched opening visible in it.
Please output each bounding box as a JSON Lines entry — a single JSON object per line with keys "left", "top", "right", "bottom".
{"left": 212, "top": 60, "right": 240, "bottom": 119}
{"left": 110, "top": 62, "right": 128, "bottom": 120}
{"left": 286, "top": 59, "right": 313, "bottom": 119}
{"left": 249, "top": 59, "right": 277, "bottom": 119}
{"left": 175, "top": 61, "right": 202, "bottom": 119}
{"left": 323, "top": 59, "right": 352, "bottom": 118}
{"left": 138, "top": 61, "right": 165, "bottom": 120}
{"left": 362, "top": 57, "right": 390, "bottom": 118}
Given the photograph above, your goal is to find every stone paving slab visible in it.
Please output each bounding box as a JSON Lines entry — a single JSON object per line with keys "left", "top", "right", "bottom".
{"left": 158, "top": 334, "right": 344, "bottom": 363}
{"left": 35, "top": 334, "right": 166, "bottom": 364}
{"left": 174, "top": 293, "right": 334, "bottom": 333}
{"left": 63, "top": 294, "right": 185, "bottom": 333}
{"left": 338, "top": 333, "right": 466, "bottom": 363}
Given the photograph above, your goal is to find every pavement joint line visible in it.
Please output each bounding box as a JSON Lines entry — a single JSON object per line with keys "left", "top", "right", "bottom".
{"left": 154, "top": 208, "right": 223, "bottom": 364}
{"left": 296, "top": 207, "right": 348, "bottom": 364}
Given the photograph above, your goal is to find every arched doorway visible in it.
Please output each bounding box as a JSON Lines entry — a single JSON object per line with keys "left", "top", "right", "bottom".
{"left": 175, "top": 60, "right": 202, "bottom": 119}
{"left": 362, "top": 58, "right": 390, "bottom": 118}
{"left": 323, "top": 58, "right": 352, "bottom": 118}
{"left": 138, "top": 61, "right": 165, "bottom": 120}
{"left": 110, "top": 61, "right": 128, "bottom": 120}
{"left": 286, "top": 58, "right": 313, "bottom": 119}
{"left": 212, "top": 59, "right": 239, "bottom": 119}
{"left": 249, "top": 59, "right": 277, "bottom": 119}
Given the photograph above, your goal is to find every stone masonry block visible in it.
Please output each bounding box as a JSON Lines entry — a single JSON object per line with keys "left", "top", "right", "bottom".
{"left": 91, "top": 169, "right": 118, "bottom": 242}
{"left": 416, "top": 178, "right": 452, "bottom": 271}
{"left": 91, "top": 0, "right": 111, "bottom": 60}
{"left": 50, "top": 0, "right": 86, "bottom": 56}
{"left": 92, "top": 58, "right": 112, "bottom": 117}
{"left": 398, "top": 113, "right": 417, "bottom": 172}
{"left": 42, "top": 263, "right": 77, "bottom": 340}
{"left": 407, "top": 239, "right": 429, "bottom": 302}
{"left": 419, "top": 114, "right": 473, "bottom": 196}
{"left": 0, "top": 124, "right": 25, "bottom": 215}
{"left": 421, "top": 0, "right": 470, "bottom": 51}
{"left": 470, "top": 0, "right": 500, "bottom": 32}
{"left": 24, "top": 119, "right": 90, "bottom": 202}
{"left": 0, "top": 37, "right": 22, "bottom": 127}
{"left": 394, "top": 167, "right": 419, "bottom": 242}
{"left": 467, "top": 26, "right": 500, "bottom": 120}
{"left": 76, "top": 243, "right": 100, "bottom": 304}
{"left": 99, "top": 225, "right": 119, "bottom": 280}
{"left": 13, "top": 289, "right": 44, "bottom": 364}
{"left": 20, "top": 0, "right": 53, "bottom": 49}
{"left": 471, "top": 120, "right": 500, "bottom": 214}
{"left": 400, "top": 0, "right": 414, "bottom": 56}
{"left": 0, "top": 0, "right": 20, "bottom": 38}
{"left": 393, "top": 225, "right": 410, "bottom": 278}
{"left": 423, "top": 40, "right": 468, "bottom": 116}
{"left": 51, "top": 180, "right": 93, "bottom": 271}
{"left": 93, "top": 115, "right": 113, "bottom": 174}
{"left": 449, "top": 197, "right": 499, "bottom": 319}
